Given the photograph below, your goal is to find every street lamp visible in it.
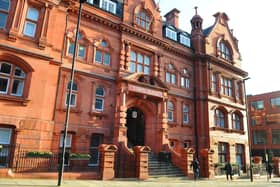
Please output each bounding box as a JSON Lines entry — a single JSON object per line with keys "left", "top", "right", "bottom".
{"left": 243, "top": 77, "right": 253, "bottom": 182}
{"left": 57, "top": 0, "right": 86, "bottom": 186}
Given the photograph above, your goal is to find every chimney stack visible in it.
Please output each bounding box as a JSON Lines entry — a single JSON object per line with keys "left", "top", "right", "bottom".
{"left": 164, "top": 8, "right": 180, "bottom": 28}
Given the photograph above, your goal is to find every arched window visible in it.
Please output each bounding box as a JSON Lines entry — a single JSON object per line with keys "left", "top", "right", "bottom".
{"left": 95, "top": 40, "right": 111, "bottom": 66}
{"left": 65, "top": 81, "right": 78, "bottom": 107}
{"left": 67, "top": 32, "right": 87, "bottom": 59}
{"left": 95, "top": 86, "right": 105, "bottom": 111}
{"left": 215, "top": 109, "right": 226, "bottom": 128}
{"left": 0, "top": 0, "right": 10, "bottom": 29}
{"left": 181, "top": 68, "right": 190, "bottom": 89}
{"left": 218, "top": 40, "right": 231, "bottom": 61}
{"left": 167, "top": 101, "right": 174, "bottom": 122}
{"left": 135, "top": 10, "right": 151, "bottom": 31}
{"left": 232, "top": 112, "right": 243, "bottom": 130}
{"left": 183, "top": 104, "right": 189, "bottom": 124}
{"left": 0, "top": 61, "right": 26, "bottom": 97}
{"left": 129, "top": 50, "right": 150, "bottom": 75}
{"left": 166, "top": 63, "right": 176, "bottom": 85}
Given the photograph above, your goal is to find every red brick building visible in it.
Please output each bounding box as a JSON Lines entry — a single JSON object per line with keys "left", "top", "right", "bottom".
{"left": 0, "top": 0, "right": 249, "bottom": 178}
{"left": 248, "top": 91, "right": 280, "bottom": 160}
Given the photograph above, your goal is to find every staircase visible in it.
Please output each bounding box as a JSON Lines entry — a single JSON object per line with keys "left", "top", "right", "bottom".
{"left": 148, "top": 152, "right": 185, "bottom": 178}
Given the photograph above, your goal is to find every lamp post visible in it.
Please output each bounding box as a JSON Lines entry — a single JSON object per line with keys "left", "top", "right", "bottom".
{"left": 243, "top": 77, "right": 253, "bottom": 182}
{"left": 57, "top": 0, "right": 86, "bottom": 186}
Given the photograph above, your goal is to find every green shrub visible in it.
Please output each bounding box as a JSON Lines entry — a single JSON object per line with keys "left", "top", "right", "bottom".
{"left": 26, "top": 151, "right": 53, "bottom": 158}
{"left": 70, "top": 153, "right": 91, "bottom": 159}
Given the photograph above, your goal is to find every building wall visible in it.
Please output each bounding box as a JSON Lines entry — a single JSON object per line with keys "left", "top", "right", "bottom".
{"left": 248, "top": 91, "right": 280, "bottom": 158}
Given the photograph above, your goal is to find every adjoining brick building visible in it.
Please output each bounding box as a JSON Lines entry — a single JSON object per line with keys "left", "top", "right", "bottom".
{"left": 248, "top": 91, "right": 280, "bottom": 160}
{"left": 0, "top": 0, "right": 249, "bottom": 178}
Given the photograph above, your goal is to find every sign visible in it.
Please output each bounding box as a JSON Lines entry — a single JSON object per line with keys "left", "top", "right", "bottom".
{"left": 128, "top": 84, "right": 163, "bottom": 98}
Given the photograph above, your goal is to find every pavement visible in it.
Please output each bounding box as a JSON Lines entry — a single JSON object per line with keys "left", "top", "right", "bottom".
{"left": 0, "top": 177, "right": 279, "bottom": 187}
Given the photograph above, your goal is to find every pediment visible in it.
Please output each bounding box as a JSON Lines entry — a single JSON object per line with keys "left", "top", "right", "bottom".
{"left": 122, "top": 73, "right": 168, "bottom": 90}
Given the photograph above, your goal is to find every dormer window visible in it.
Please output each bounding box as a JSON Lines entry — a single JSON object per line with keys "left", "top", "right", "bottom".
{"left": 135, "top": 11, "right": 151, "bottom": 31}
{"left": 218, "top": 40, "right": 231, "bottom": 61}
{"left": 179, "top": 34, "right": 191, "bottom": 47}
{"left": 100, "top": 0, "right": 116, "bottom": 14}
{"left": 165, "top": 27, "right": 177, "bottom": 41}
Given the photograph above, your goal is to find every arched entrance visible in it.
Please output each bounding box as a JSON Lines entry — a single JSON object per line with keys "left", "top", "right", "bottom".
{"left": 126, "top": 107, "right": 145, "bottom": 148}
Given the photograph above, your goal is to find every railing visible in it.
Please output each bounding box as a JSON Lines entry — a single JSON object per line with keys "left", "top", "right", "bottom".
{"left": 0, "top": 144, "right": 16, "bottom": 168}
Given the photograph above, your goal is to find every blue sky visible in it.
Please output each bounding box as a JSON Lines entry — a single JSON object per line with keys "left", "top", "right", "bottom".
{"left": 158, "top": 0, "right": 280, "bottom": 95}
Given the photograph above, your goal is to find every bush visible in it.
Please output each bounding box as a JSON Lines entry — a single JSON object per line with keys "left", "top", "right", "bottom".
{"left": 70, "top": 153, "right": 91, "bottom": 159}
{"left": 26, "top": 151, "right": 53, "bottom": 158}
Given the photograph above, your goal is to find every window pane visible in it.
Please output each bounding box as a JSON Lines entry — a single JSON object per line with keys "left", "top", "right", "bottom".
{"left": 171, "top": 74, "right": 176, "bottom": 84}
{"left": 137, "top": 54, "right": 143, "bottom": 63}
{"left": 0, "top": 62, "right": 11, "bottom": 74}
{"left": 14, "top": 67, "right": 25, "bottom": 77}
{"left": 130, "top": 62, "right": 136, "bottom": 72}
{"left": 168, "top": 111, "right": 173, "bottom": 121}
{"left": 144, "top": 66, "right": 149, "bottom": 75}
{"left": 272, "top": 130, "right": 280, "bottom": 144}
{"left": 95, "top": 98, "right": 104, "bottom": 111}
{"left": 137, "top": 65, "right": 143, "bottom": 72}
{"left": 67, "top": 81, "right": 77, "bottom": 91}
{"left": 78, "top": 45, "right": 85, "bottom": 58}
{"left": 166, "top": 72, "right": 170, "bottom": 83}
{"left": 130, "top": 51, "right": 136, "bottom": 61}
{"left": 96, "top": 87, "right": 104, "bottom": 96}
{"left": 0, "top": 128, "right": 12, "bottom": 144}
{"left": 11, "top": 79, "right": 24, "bottom": 96}
{"left": 0, "top": 0, "right": 10, "bottom": 10}
{"left": 26, "top": 7, "right": 39, "bottom": 21}
{"left": 66, "top": 93, "right": 76, "bottom": 106}
{"left": 104, "top": 53, "right": 110, "bottom": 65}
{"left": 60, "top": 134, "right": 72, "bottom": 148}
{"left": 144, "top": 56, "right": 150, "bottom": 65}
{"left": 101, "top": 40, "right": 108, "bottom": 47}
{"left": 23, "top": 21, "right": 36, "bottom": 37}
{"left": 68, "top": 42, "right": 74, "bottom": 55}
{"left": 0, "top": 77, "right": 9, "bottom": 93}
{"left": 271, "top": 97, "right": 280, "bottom": 107}
{"left": 0, "top": 13, "right": 8, "bottom": 28}
{"left": 95, "top": 50, "right": 102, "bottom": 63}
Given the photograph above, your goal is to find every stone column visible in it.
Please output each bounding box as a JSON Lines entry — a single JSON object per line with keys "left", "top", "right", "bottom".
{"left": 99, "top": 144, "right": 118, "bottom": 180}
{"left": 133, "top": 146, "right": 151, "bottom": 180}
{"left": 119, "top": 41, "right": 126, "bottom": 70}
{"left": 39, "top": 4, "right": 52, "bottom": 49}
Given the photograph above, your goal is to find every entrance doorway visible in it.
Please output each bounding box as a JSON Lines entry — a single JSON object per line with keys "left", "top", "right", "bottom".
{"left": 126, "top": 107, "right": 145, "bottom": 148}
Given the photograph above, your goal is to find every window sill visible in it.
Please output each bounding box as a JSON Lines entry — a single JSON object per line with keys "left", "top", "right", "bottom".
{"left": 88, "top": 111, "right": 106, "bottom": 117}
{"left": 0, "top": 94, "right": 30, "bottom": 106}
{"left": 211, "top": 126, "right": 230, "bottom": 133}
{"left": 231, "top": 129, "right": 245, "bottom": 134}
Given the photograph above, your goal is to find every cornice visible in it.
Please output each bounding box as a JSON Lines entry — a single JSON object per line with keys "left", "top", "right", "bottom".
{"left": 206, "top": 55, "right": 248, "bottom": 77}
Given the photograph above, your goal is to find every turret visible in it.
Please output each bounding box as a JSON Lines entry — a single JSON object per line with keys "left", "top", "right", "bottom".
{"left": 190, "top": 7, "right": 205, "bottom": 54}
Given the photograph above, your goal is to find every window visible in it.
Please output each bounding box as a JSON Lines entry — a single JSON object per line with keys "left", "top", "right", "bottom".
{"left": 0, "top": 127, "right": 12, "bottom": 145}
{"left": 232, "top": 113, "right": 242, "bottom": 130}
{"left": 135, "top": 11, "right": 151, "bottom": 31}
{"left": 251, "top": 117, "right": 256, "bottom": 126}
{"left": 236, "top": 82, "right": 242, "bottom": 100}
{"left": 59, "top": 133, "right": 72, "bottom": 148}
{"left": 221, "top": 77, "right": 232, "bottom": 97}
{"left": 67, "top": 33, "right": 87, "bottom": 59}
{"left": 0, "top": 62, "right": 26, "bottom": 97}
{"left": 130, "top": 51, "right": 150, "bottom": 75}
{"left": 89, "top": 134, "right": 103, "bottom": 166}
{"left": 218, "top": 41, "right": 231, "bottom": 61}
{"left": 215, "top": 109, "right": 226, "bottom": 128}
{"left": 100, "top": 0, "right": 116, "bottom": 14}
{"left": 181, "top": 68, "right": 190, "bottom": 89}
{"left": 167, "top": 101, "right": 174, "bottom": 122}
{"left": 0, "top": 0, "right": 10, "bottom": 29}
{"left": 236, "top": 144, "right": 245, "bottom": 170}
{"left": 94, "top": 86, "right": 104, "bottom": 111}
{"left": 179, "top": 34, "right": 191, "bottom": 47}
{"left": 166, "top": 64, "right": 176, "bottom": 85}
{"left": 95, "top": 41, "right": 111, "bottom": 66}
{"left": 211, "top": 73, "right": 217, "bottom": 93}
{"left": 271, "top": 97, "right": 280, "bottom": 108}
{"left": 165, "top": 27, "right": 177, "bottom": 41}
{"left": 272, "top": 130, "right": 280, "bottom": 144}
{"left": 65, "top": 81, "right": 77, "bottom": 107}
{"left": 251, "top": 100, "right": 264, "bottom": 111}
{"left": 253, "top": 130, "right": 266, "bottom": 144}
{"left": 183, "top": 104, "right": 189, "bottom": 124}
{"left": 218, "top": 142, "right": 228, "bottom": 163}
{"left": 23, "top": 7, "right": 39, "bottom": 37}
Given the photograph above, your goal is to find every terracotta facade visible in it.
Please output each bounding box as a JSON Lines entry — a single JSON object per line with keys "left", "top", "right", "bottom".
{"left": 0, "top": 0, "right": 249, "bottom": 178}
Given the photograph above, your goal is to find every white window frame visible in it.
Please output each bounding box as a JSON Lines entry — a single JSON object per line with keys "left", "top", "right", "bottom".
{"left": 166, "top": 27, "right": 177, "bottom": 41}
{"left": 180, "top": 34, "right": 191, "bottom": 47}
{"left": 0, "top": 128, "right": 12, "bottom": 145}
{"left": 23, "top": 21, "right": 37, "bottom": 37}
{"left": 94, "top": 87, "right": 105, "bottom": 112}
{"left": 59, "top": 134, "right": 72, "bottom": 148}
{"left": 183, "top": 104, "right": 189, "bottom": 124}
{"left": 167, "top": 101, "right": 174, "bottom": 122}
{"left": 10, "top": 79, "right": 24, "bottom": 96}
{"left": 0, "top": 76, "right": 9, "bottom": 94}
{"left": 100, "top": 0, "right": 116, "bottom": 14}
